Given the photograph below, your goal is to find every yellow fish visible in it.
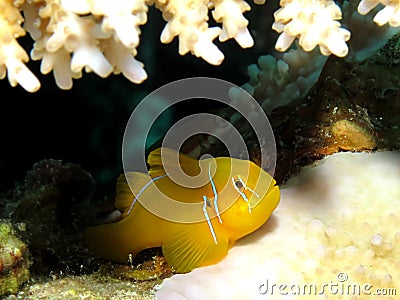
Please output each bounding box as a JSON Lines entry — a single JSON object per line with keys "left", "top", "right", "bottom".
{"left": 84, "top": 148, "right": 280, "bottom": 273}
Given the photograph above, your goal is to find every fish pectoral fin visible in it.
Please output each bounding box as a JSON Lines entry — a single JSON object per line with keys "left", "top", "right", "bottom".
{"left": 162, "top": 223, "right": 229, "bottom": 273}
{"left": 115, "top": 172, "right": 152, "bottom": 216}
{"left": 148, "top": 148, "right": 201, "bottom": 178}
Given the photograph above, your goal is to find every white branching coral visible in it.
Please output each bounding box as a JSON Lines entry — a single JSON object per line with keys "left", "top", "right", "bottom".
{"left": 0, "top": 0, "right": 255, "bottom": 92}
{"left": 0, "top": 0, "right": 399, "bottom": 92}
{"left": 0, "top": 0, "right": 40, "bottom": 92}
{"left": 273, "top": 0, "right": 351, "bottom": 57}
{"left": 358, "top": 0, "right": 400, "bottom": 26}
{"left": 212, "top": 0, "right": 254, "bottom": 48}
{"left": 156, "top": 0, "right": 225, "bottom": 65}
{"left": 239, "top": 2, "right": 397, "bottom": 115}
{"left": 25, "top": 0, "right": 150, "bottom": 90}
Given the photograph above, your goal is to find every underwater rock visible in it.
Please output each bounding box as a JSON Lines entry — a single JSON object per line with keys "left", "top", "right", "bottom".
{"left": 273, "top": 33, "right": 400, "bottom": 182}
{"left": 0, "top": 159, "right": 95, "bottom": 274}
{"left": 0, "top": 159, "right": 174, "bottom": 299}
{"left": 172, "top": 36, "right": 400, "bottom": 185}
{"left": 270, "top": 45, "right": 400, "bottom": 182}
{"left": 256, "top": 34, "right": 400, "bottom": 183}
{"left": 0, "top": 221, "right": 31, "bottom": 297}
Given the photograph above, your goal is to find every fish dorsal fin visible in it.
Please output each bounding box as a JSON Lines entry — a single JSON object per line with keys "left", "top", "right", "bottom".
{"left": 115, "top": 172, "right": 152, "bottom": 216}
{"left": 147, "top": 148, "right": 201, "bottom": 178}
{"left": 162, "top": 223, "right": 229, "bottom": 273}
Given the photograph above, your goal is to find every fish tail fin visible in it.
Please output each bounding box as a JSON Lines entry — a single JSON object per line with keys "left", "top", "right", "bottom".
{"left": 84, "top": 172, "right": 165, "bottom": 263}
{"left": 83, "top": 220, "right": 140, "bottom": 263}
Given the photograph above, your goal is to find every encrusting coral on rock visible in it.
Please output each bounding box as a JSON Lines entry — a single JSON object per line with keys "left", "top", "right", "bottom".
{"left": 0, "top": 221, "right": 31, "bottom": 297}
{"left": 1, "top": 0, "right": 400, "bottom": 92}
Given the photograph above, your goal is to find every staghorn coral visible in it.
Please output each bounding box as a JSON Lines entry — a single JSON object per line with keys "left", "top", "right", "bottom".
{"left": 0, "top": 0, "right": 399, "bottom": 92}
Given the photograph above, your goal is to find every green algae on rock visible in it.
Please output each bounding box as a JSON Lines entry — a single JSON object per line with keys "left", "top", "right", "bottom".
{"left": 0, "top": 221, "right": 31, "bottom": 297}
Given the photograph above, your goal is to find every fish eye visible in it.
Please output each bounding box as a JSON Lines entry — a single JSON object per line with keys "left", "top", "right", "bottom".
{"left": 232, "top": 175, "right": 246, "bottom": 192}
{"left": 235, "top": 180, "right": 243, "bottom": 189}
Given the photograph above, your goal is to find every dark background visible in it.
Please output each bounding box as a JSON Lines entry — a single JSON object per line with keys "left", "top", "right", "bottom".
{"left": 0, "top": 3, "right": 279, "bottom": 199}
